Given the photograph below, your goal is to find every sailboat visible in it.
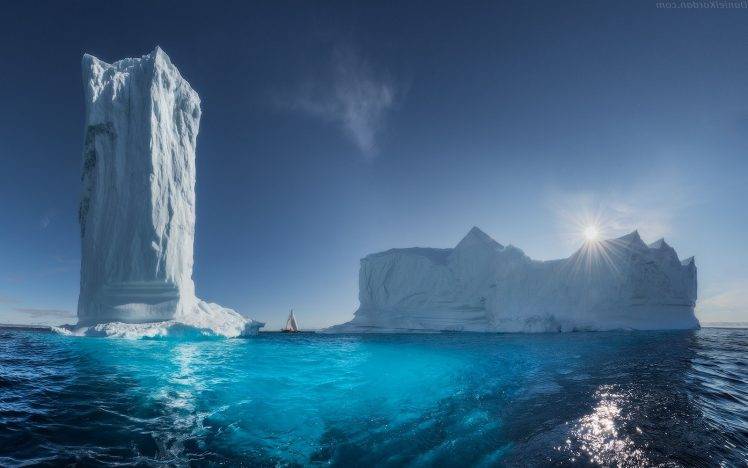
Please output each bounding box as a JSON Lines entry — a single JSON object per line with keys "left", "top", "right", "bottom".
{"left": 281, "top": 309, "right": 299, "bottom": 333}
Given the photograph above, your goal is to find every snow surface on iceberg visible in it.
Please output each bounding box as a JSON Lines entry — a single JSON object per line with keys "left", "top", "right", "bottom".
{"left": 72, "top": 47, "right": 262, "bottom": 338}
{"left": 326, "top": 227, "right": 698, "bottom": 333}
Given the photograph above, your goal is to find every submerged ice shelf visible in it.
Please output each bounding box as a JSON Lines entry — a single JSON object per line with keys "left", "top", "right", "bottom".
{"left": 327, "top": 227, "right": 699, "bottom": 333}
{"left": 66, "top": 47, "right": 262, "bottom": 338}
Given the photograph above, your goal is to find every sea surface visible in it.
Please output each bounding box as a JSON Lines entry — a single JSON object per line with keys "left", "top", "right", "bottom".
{"left": 0, "top": 328, "right": 746, "bottom": 466}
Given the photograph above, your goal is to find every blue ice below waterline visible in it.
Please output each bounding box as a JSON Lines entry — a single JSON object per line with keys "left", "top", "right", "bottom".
{"left": 0, "top": 328, "right": 746, "bottom": 465}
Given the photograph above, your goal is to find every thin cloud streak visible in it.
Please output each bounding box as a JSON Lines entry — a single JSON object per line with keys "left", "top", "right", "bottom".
{"left": 0, "top": 295, "right": 18, "bottom": 304}
{"left": 697, "top": 279, "right": 748, "bottom": 321}
{"left": 288, "top": 45, "right": 398, "bottom": 156}
{"left": 39, "top": 209, "right": 56, "bottom": 229}
{"left": 13, "top": 307, "right": 75, "bottom": 319}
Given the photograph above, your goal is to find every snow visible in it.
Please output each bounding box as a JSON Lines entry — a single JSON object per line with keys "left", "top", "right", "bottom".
{"left": 56, "top": 301, "right": 264, "bottom": 339}
{"left": 68, "top": 47, "right": 262, "bottom": 339}
{"left": 326, "top": 227, "right": 699, "bottom": 333}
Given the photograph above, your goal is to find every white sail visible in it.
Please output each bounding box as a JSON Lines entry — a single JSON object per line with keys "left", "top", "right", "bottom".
{"left": 284, "top": 309, "right": 298, "bottom": 332}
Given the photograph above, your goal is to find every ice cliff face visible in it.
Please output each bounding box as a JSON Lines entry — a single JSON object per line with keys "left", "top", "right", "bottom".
{"left": 75, "top": 47, "right": 262, "bottom": 337}
{"left": 327, "top": 227, "right": 698, "bottom": 333}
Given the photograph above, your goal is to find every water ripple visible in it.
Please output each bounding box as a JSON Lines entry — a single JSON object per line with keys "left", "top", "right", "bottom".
{"left": 0, "top": 328, "right": 746, "bottom": 465}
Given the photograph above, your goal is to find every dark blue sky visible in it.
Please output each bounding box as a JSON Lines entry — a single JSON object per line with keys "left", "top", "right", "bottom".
{"left": 1, "top": 1, "right": 747, "bottom": 327}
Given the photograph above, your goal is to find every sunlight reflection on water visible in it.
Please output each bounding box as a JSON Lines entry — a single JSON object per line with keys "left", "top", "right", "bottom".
{"left": 0, "top": 329, "right": 746, "bottom": 465}
{"left": 564, "top": 385, "right": 649, "bottom": 466}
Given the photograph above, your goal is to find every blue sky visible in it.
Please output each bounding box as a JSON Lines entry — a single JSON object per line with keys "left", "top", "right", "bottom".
{"left": 1, "top": 1, "right": 747, "bottom": 328}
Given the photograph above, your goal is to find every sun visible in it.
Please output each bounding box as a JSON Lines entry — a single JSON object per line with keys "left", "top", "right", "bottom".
{"left": 583, "top": 225, "right": 599, "bottom": 242}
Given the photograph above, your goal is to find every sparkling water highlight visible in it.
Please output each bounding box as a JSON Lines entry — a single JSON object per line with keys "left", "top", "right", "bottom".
{"left": 0, "top": 329, "right": 746, "bottom": 465}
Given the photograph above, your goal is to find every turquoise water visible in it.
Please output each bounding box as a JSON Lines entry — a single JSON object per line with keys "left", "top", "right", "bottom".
{"left": 0, "top": 328, "right": 746, "bottom": 466}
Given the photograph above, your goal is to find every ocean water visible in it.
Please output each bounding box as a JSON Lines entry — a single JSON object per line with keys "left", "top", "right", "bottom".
{"left": 0, "top": 328, "right": 746, "bottom": 466}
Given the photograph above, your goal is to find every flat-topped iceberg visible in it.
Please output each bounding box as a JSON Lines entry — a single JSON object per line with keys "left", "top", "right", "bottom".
{"left": 326, "top": 227, "right": 698, "bottom": 333}
{"left": 66, "top": 47, "right": 262, "bottom": 338}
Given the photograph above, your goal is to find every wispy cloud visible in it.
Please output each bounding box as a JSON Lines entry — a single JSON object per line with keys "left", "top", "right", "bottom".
{"left": 4, "top": 274, "right": 24, "bottom": 284}
{"left": 13, "top": 307, "right": 75, "bottom": 319}
{"left": 285, "top": 45, "right": 398, "bottom": 156}
{"left": 40, "top": 209, "right": 56, "bottom": 229}
{"left": 0, "top": 258, "right": 78, "bottom": 287}
{"left": 39, "top": 255, "right": 79, "bottom": 277}
{"left": 697, "top": 279, "right": 748, "bottom": 321}
{"left": 0, "top": 295, "right": 18, "bottom": 304}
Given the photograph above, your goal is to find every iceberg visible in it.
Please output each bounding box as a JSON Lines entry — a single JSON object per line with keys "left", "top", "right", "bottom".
{"left": 67, "top": 47, "right": 262, "bottom": 338}
{"left": 326, "top": 227, "right": 698, "bottom": 333}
